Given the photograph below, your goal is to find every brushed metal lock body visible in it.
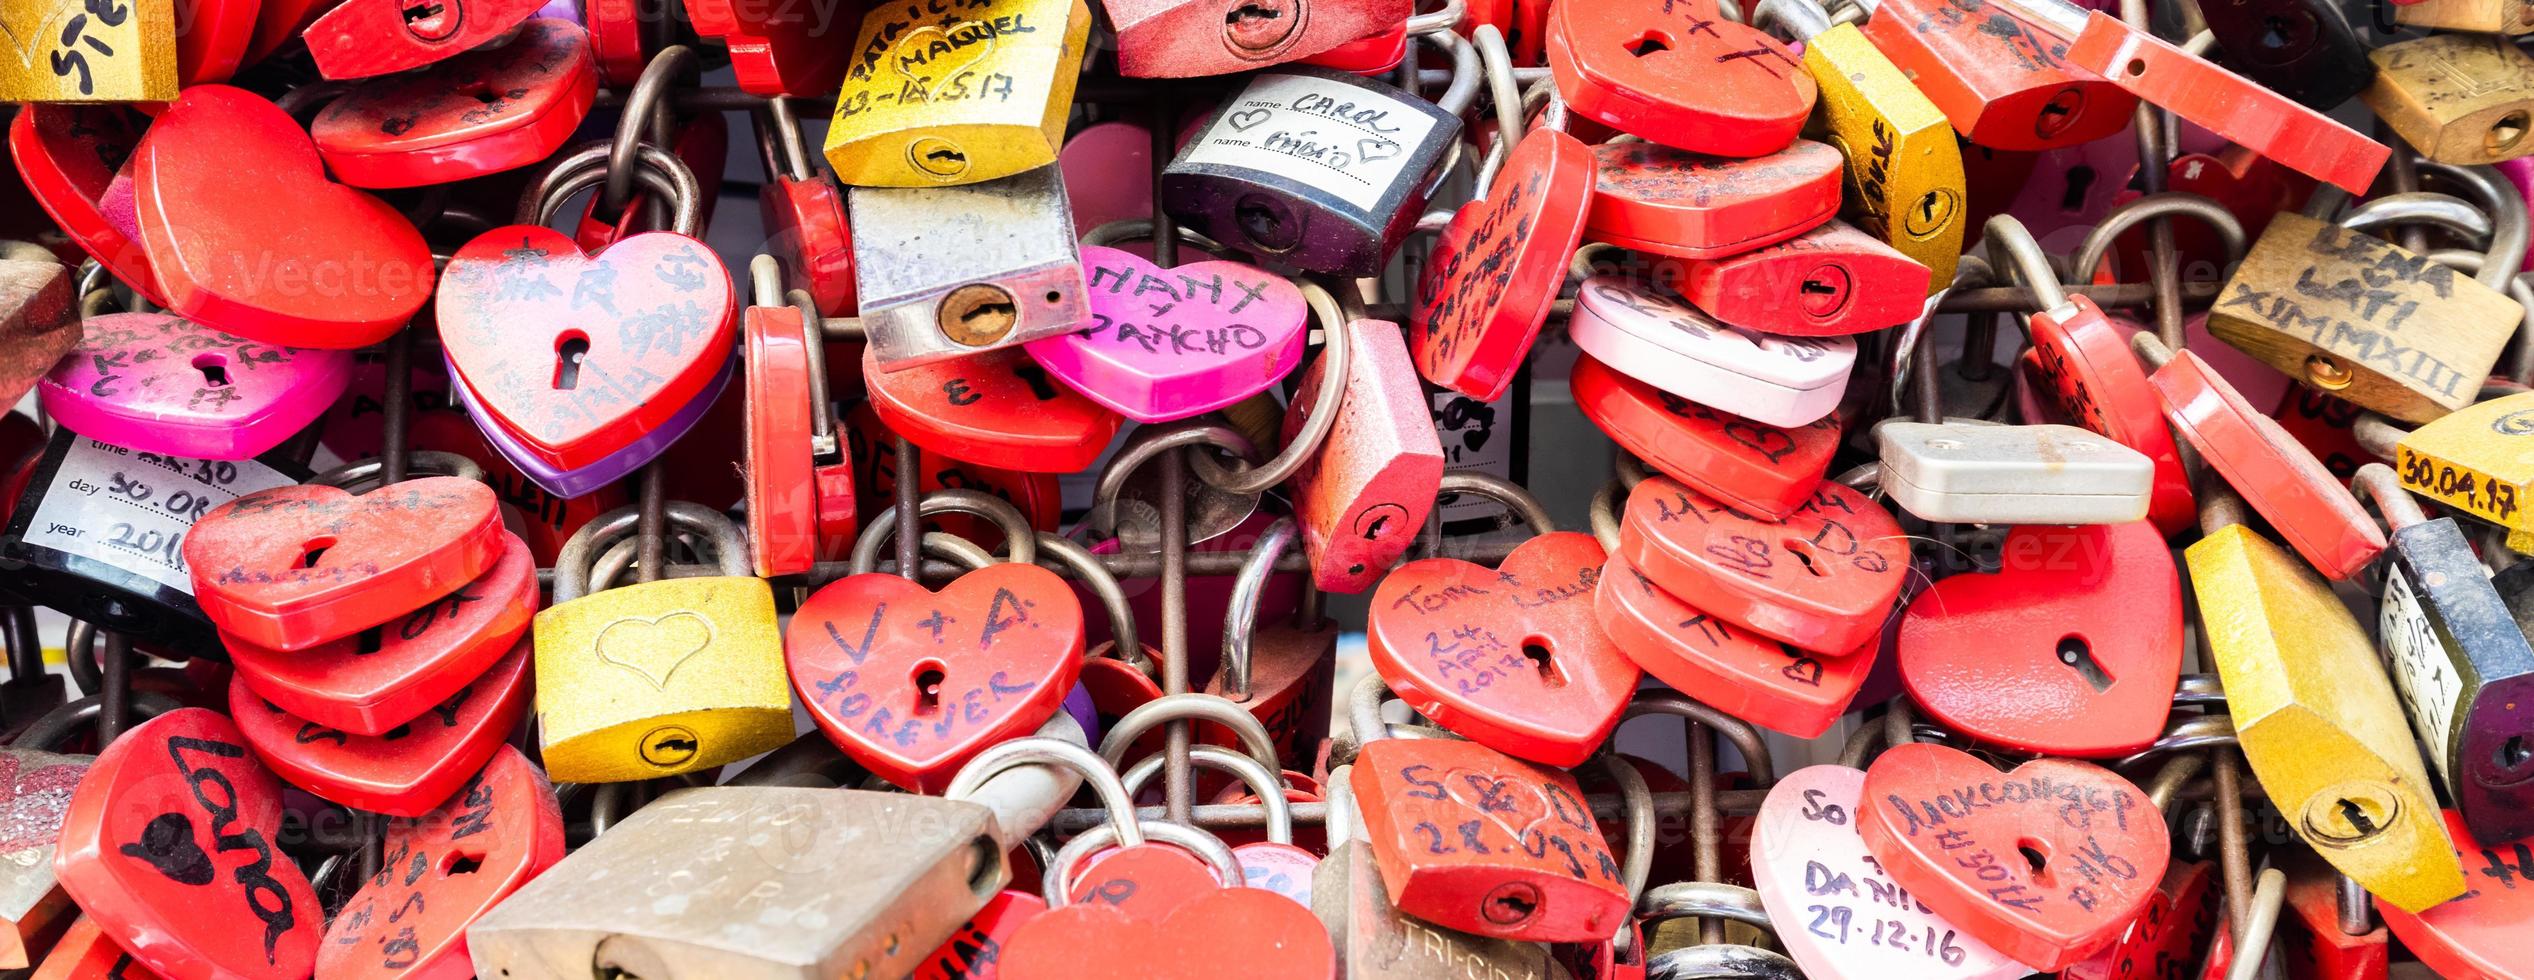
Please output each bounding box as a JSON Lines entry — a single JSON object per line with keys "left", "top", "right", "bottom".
{"left": 851, "top": 164, "right": 1092, "bottom": 370}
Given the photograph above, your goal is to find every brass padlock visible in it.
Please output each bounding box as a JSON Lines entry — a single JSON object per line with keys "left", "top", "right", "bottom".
{"left": 2363, "top": 35, "right": 2534, "bottom": 165}
{"left": 2396, "top": 390, "right": 2534, "bottom": 534}
{"left": 821, "top": 0, "right": 1093, "bottom": 186}
{"left": 532, "top": 501, "right": 793, "bottom": 783}
{"left": 849, "top": 164, "right": 1091, "bottom": 369}
{"left": 2394, "top": 0, "right": 2534, "bottom": 34}
{"left": 0, "top": 244, "right": 77, "bottom": 411}
{"left": 2209, "top": 207, "right": 2523, "bottom": 424}
{"left": 0, "top": 0, "right": 175, "bottom": 101}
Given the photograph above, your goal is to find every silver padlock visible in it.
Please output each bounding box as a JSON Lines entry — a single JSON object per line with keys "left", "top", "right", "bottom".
{"left": 849, "top": 164, "right": 1092, "bottom": 370}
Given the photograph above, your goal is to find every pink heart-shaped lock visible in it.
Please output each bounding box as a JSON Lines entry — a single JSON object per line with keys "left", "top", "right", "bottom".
{"left": 1752, "top": 765, "right": 2025, "bottom": 980}
{"left": 1024, "top": 246, "right": 1308, "bottom": 423}
{"left": 39, "top": 312, "right": 352, "bottom": 460}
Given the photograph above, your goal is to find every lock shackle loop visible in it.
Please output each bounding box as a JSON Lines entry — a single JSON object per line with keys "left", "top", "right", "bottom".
{"left": 1189, "top": 281, "right": 1354, "bottom": 496}
{"left": 2223, "top": 869, "right": 2290, "bottom": 980}
{"left": 2, "top": 607, "right": 40, "bottom": 689}
{"left": 1468, "top": 27, "right": 1525, "bottom": 197}
{"left": 607, "top": 45, "right": 698, "bottom": 214}
{"left": 1601, "top": 755, "right": 1657, "bottom": 905}
{"left": 1641, "top": 944, "right": 1802, "bottom": 979}
{"left": 2350, "top": 412, "right": 2409, "bottom": 463}
{"left": 2418, "top": 161, "right": 2530, "bottom": 287}
{"left": 552, "top": 501, "right": 749, "bottom": 602}
{"left": 2349, "top": 462, "right": 2430, "bottom": 532}
{"left": 945, "top": 736, "right": 1146, "bottom": 848}
{"left": 1890, "top": 262, "right": 1990, "bottom": 422}
{"left": 1981, "top": 215, "right": 2074, "bottom": 315}
{"left": 761, "top": 96, "right": 814, "bottom": 183}
{"left": 2115, "top": 713, "right": 2238, "bottom": 768}
{"left": 1093, "top": 422, "right": 1260, "bottom": 529}
{"left": 1079, "top": 219, "right": 1237, "bottom": 258}
{"left": 1614, "top": 450, "right": 1654, "bottom": 490}
{"left": 747, "top": 253, "right": 784, "bottom": 309}
{"left": 310, "top": 450, "right": 486, "bottom": 492}
{"left": 1324, "top": 763, "right": 1360, "bottom": 847}
{"left": 1622, "top": 690, "right": 1777, "bottom": 786}
{"left": 1097, "top": 693, "right": 1283, "bottom": 779}
{"left": 1637, "top": 881, "right": 1778, "bottom": 935}
{"left": 527, "top": 142, "right": 704, "bottom": 237}
{"left": 1346, "top": 672, "right": 1395, "bottom": 753}
{"left": 1421, "top": 29, "right": 1483, "bottom": 118}
{"left": 2340, "top": 192, "right": 2493, "bottom": 249}
{"left": 1043, "top": 818, "right": 1245, "bottom": 908}
{"left": 1406, "top": 0, "right": 1467, "bottom": 34}
{"left": 2194, "top": 473, "right": 2254, "bottom": 536}
{"left": 9, "top": 690, "right": 180, "bottom": 751}
{"left": 1119, "top": 744, "right": 1293, "bottom": 843}
{"left": 1570, "top": 242, "right": 1633, "bottom": 285}
{"left": 1035, "top": 533, "right": 1141, "bottom": 666}
{"left": 2066, "top": 193, "right": 2249, "bottom": 289}
{"left": 1589, "top": 479, "right": 1626, "bottom": 554}
{"left": 1749, "top": 0, "right": 1833, "bottom": 42}
{"left": 2175, "top": 672, "right": 2227, "bottom": 706}
{"left": 1411, "top": 472, "right": 1560, "bottom": 563}
{"left": 850, "top": 488, "right": 1041, "bottom": 574}
{"left": 1219, "top": 517, "right": 1299, "bottom": 700}
{"left": 2129, "top": 330, "right": 2177, "bottom": 373}
{"left": 2143, "top": 753, "right": 2207, "bottom": 815}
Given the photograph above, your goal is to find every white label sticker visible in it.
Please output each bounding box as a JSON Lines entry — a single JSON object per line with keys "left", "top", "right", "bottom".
{"left": 18, "top": 438, "right": 294, "bottom": 596}
{"left": 1178, "top": 73, "right": 1438, "bottom": 213}
{"left": 2381, "top": 565, "right": 2464, "bottom": 784}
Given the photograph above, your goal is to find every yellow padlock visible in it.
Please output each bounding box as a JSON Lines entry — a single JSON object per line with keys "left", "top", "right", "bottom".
{"left": 533, "top": 502, "right": 794, "bottom": 783}
{"left": 2187, "top": 500, "right": 2465, "bottom": 914}
{"left": 1754, "top": 0, "right": 1962, "bottom": 291}
{"left": 0, "top": 0, "right": 176, "bottom": 101}
{"left": 2393, "top": 0, "right": 2534, "bottom": 34}
{"left": 821, "top": 0, "right": 1091, "bottom": 187}
{"left": 2396, "top": 390, "right": 2534, "bottom": 534}
{"left": 2363, "top": 34, "right": 2534, "bottom": 166}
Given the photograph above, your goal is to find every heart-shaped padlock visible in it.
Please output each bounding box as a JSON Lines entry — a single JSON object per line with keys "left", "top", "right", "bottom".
{"left": 446, "top": 349, "right": 738, "bottom": 499}
{"left": 682, "top": 0, "right": 854, "bottom": 95}
{"left": 1549, "top": 0, "right": 1817, "bottom": 157}
{"left": 225, "top": 530, "right": 534, "bottom": 734}
{"left": 438, "top": 224, "right": 736, "bottom": 473}
{"left": 1068, "top": 843, "right": 1226, "bottom": 918}
{"left": 7, "top": 107, "right": 161, "bottom": 305}
{"left": 1026, "top": 246, "right": 1308, "bottom": 423}
{"left": 1570, "top": 276, "right": 1856, "bottom": 428}
{"left": 131, "top": 85, "right": 435, "bottom": 349}
{"left": 229, "top": 634, "right": 532, "bottom": 816}
{"left": 1679, "top": 220, "right": 1934, "bottom": 338}
{"left": 1899, "top": 521, "right": 2183, "bottom": 758}
{"left": 917, "top": 889, "right": 1047, "bottom": 980}
{"left": 309, "top": 19, "right": 599, "bottom": 189}
{"left": 1596, "top": 550, "right": 1873, "bottom": 738}
{"left": 2058, "top": 859, "right": 2218, "bottom": 980}
{"left": 998, "top": 883, "right": 1334, "bottom": 979}
{"left": 182, "top": 476, "right": 505, "bottom": 651}
{"left": 53, "top": 708, "right": 321, "bottom": 979}
{"left": 1573, "top": 354, "right": 1840, "bottom": 519}
{"left": 1366, "top": 531, "right": 1640, "bottom": 768}
{"left": 1412, "top": 127, "right": 1594, "bottom": 402}
{"left": 1584, "top": 140, "right": 1843, "bottom": 259}
{"left": 2378, "top": 809, "right": 2534, "bottom": 980}
{"left": 745, "top": 303, "right": 819, "bottom": 578}
{"left": 786, "top": 563, "right": 1087, "bottom": 792}
{"left": 301, "top": 0, "right": 548, "bottom": 78}
{"left": 316, "top": 745, "right": 564, "bottom": 980}
{"left": 1752, "top": 765, "right": 2024, "bottom": 979}
{"left": 39, "top": 312, "right": 352, "bottom": 461}
{"left": 1619, "top": 475, "right": 1908, "bottom": 655}
{"left": 2029, "top": 296, "right": 2196, "bottom": 536}
{"left": 759, "top": 170, "right": 855, "bottom": 316}
{"left": 862, "top": 344, "right": 1123, "bottom": 474}
{"left": 1857, "top": 742, "right": 2172, "bottom": 972}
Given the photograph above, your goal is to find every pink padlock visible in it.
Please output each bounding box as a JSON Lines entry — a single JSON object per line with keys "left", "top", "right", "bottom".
{"left": 39, "top": 312, "right": 352, "bottom": 460}
{"left": 1284, "top": 318, "right": 1443, "bottom": 594}
{"left": 1023, "top": 246, "right": 1309, "bottom": 423}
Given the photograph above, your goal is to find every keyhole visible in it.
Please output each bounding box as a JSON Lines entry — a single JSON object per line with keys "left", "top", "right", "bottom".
{"left": 192, "top": 353, "right": 230, "bottom": 387}
{"left": 1785, "top": 538, "right": 1824, "bottom": 577}
{"left": 938, "top": 284, "right": 1019, "bottom": 346}
{"left": 2338, "top": 799, "right": 2378, "bottom": 836}
{"left": 1626, "top": 32, "right": 1670, "bottom": 56}
{"left": 354, "top": 626, "right": 384, "bottom": 655}
{"left": 2018, "top": 840, "right": 2049, "bottom": 877}
{"left": 441, "top": 852, "right": 485, "bottom": 876}
{"left": 1227, "top": 2, "right": 1281, "bottom": 23}
{"left": 381, "top": 722, "right": 413, "bottom": 740}
{"left": 2498, "top": 736, "right": 2532, "bottom": 772}
{"left": 1522, "top": 643, "right": 1565, "bottom": 688}
{"left": 2488, "top": 111, "right": 2530, "bottom": 156}
{"left": 2058, "top": 165, "right": 2097, "bottom": 213}
{"left": 2256, "top": 15, "right": 2293, "bottom": 48}
{"left": 398, "top": 0, "right": 460, "bottom": 42}
{"left": 2055, "top": 634, "right": 2114, "bottom": 693}
{"left": 2035, "top": 88, "right": 2085, "bottom": 139}
{"left": 1234, "top": 194, "right": 1301, "bottom": 252}
{"left": 1224, "top": 0, "right": 1300, "bottom": 51}
{"left": 298, "top": 536, "right": 337, "bottom": 569}
{"left": 913, "top": 662, "right": 947, "bottom": 715}
{"left": 553, "top": 332, "right": 589, "bottom": 390}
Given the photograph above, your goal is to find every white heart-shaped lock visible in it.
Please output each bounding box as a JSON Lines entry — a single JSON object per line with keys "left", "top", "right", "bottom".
{"left": 1569, "top": 275, "right": 1853, "bottom": 427}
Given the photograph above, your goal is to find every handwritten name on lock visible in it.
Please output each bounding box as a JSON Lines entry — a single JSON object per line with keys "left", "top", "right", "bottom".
{"left": 795, "top": 573, "right": 1079, "bottom": 754}
{"left": 837, "top": 0, "right": 1037, "bottom": 115}
{"left": 1657, "top": 390, "right": 1840, "bottom": 468}
{"left": 2223, "top": 215, "right": 2503, "bottom": 403}
{"left": 438, "top": 233, "right": 726, "bottom": 433}
{"left": 1187, "top": 75, "right": 1431, "bottom": 208}
{"left": 1621, "top": 568, "right": 1838, "bottom": 689}
{"left": 1876, "top": 766, "right": 2151, "bottom": 914}
{"left": 1421, "top": 167, "right": 1542, "bottom": 365}
{"left": 1075, "top": 252, "right": 1293, "bottom": 358}
{"left": 1640, "top": 480, "right": 1896, "bottom": 580}
{"left": 64, "top": 316, "right": 323, "bottom": 416}
{"left": 1385, "top": 755, "right": 1624, "bottom": 885}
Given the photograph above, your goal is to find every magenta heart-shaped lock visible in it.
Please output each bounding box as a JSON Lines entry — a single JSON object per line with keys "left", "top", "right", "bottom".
{"left": 1023, "top": 245, "right": 1308, "bottom": 423}
{"left": 39, "top": 312, "right": 351, "bottom": 460}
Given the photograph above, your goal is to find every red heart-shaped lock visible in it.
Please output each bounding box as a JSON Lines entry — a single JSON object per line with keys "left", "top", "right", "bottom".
{"left": 1680, "top": 220, "right": 1933, "bottom": 337}
{"left": 53, "top": 708, "right": 321, "bottom": 979}
{"left": 173, "top": 0, "right": 260, "bottom": 85}
{"left": 1071, "top": 843, "right": 1225, "bottom": 917}
{"left": 437, "top": 224, "right": 736, "bottom": 472}
{"left": 760, "top": 173, "right": 856, "bottom": 316}
{"left": 745, "top": 304, "right": 818, "bottom": 578}
{"left": 786, "top": 565, "right": 1087, "bottom": 792}
{"left": 1366, "top": 531, "right": 1639, "bottom": 768}
{"left": 1549, "top": 0, "right": 1817, "bottom": 157}
{"left": 2378, "top": 809, "right": 2534, "bottom": 980}
{"left": 2059, "top": 859, "right": 2217, "bottom": 980}
{"left": 862, "top": 345, "right": 1122, "bottom": 473}
{"left": 998, "top": 883, "right": 1333, "bottom": 979}
{"left": 1751, "top": 765, "right": 2026, "bottom": 980}
{"left": 1596, "top": 551, "right": 1873, "bottom": 738}
{"left": 1619, "top": 475, "right": 1908, "bottom": 656}
{"left": 916, "top": 890, "right": 1046, "bottom": 980}
{"left": 2149, "top": 348, "right": 2383, "bottom": 580}
{"left": 225, "top": 530, "right": 533, "bottom": 734}
{"left": 317, "top": 745, "right": 564, "bottom": 980}
{"left": 182, "top": 476, "right": 505, "bottom": 652}
{"left": 309, "top": 19, "right": 599, "bottom": 189}
{"left": 1899, "top": 521, "right": 2183, "bottom": 758}
{"left": 230, "top": 635, "right": 531, "bottom": 816}
{"left": 1857, "top": 742, "right": 2172, "bottom": 972}
{"left": 1583, "top": 140, "right": 1843, "bottom": 259}
{"left": 1411, "top": 127, "right": 1593, "bottom": 402}
{"left": 132, "top": 85, "right": 435, "bottom": 349}
{"left": 683, "top": 0, "right": 855, "bottom": 95}
{"left": 7, "top": 106, "right": 162, "bottom": 306}
{"left": 2029, "top": 296, "right": 2195, "bottom": 536}
{"left": 1572, "top": 354, "right": 1838, "bottom": 519}
{"left": 1350, "top": 738, "right": 1630, "bottom": 942}
{"left": 302, "top": 0, "right": 547, "bottom": 78}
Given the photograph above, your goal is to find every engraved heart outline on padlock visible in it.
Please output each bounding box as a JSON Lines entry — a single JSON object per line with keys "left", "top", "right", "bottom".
{"left": 593, "top": 612, "right": 715, "bottom": 690}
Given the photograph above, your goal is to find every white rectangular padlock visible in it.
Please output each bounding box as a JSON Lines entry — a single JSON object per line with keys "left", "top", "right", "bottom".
{"left": 1874, "top": 418, "right": 2155, "bottom": 524}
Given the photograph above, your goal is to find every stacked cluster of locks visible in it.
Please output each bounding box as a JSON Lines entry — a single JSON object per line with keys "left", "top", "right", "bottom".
{"left": 8, "top": 0, "right": 2534, "bottom": 971}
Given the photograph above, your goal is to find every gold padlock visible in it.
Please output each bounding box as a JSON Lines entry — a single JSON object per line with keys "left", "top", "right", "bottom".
{"left": 533, "top": 502, "right": 794, "bottom": 783}
{"left": 0, "top": 0, "right": 175, "bottom": 101}
{"left": 1754, "top": 0, "right": 1963, "bottom": 290}
{"left": 821, "top": 0, "right": 1092, "bottom": 187}
{"left": 2394, "top": 0, "right": 2534, "bottom": 34}
{"left": 2187, "top": 492, "right": 2465, "bottom": 914}
{"left": 2364, "top": 34, "right": 2534, "bottom": 165}
{"left": 2396, "top": 390, "right": 2534, "bottom": 534}
{"left": 2209, "top": 209, "right": 2522, "bottom": 424}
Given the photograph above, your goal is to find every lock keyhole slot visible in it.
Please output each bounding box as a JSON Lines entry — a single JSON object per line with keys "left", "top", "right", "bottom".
{"left": 2035, "top": 89, "right": 2086, "bottom": 140}
{"left": 2302, "top": 785, "right": 2399, "bottom": 846}
{"left": 1625, "top": 31, "right": 1672, "bottom": 57}
{"left": 192, "top": 353, "right": 230, "bottom": 387}
{"left": 2498, "top": 735, "right": 2533, "bottom": 773}
{"left": 298, "top": 536, "right": 337, "bottom": 569}
{"left": 1224, "top": 0, "right": 1302, "bottom": 53}
{"left": 399, "top": 0, "right": 462, "bottom": 43}
{"left": 1233, "top": 194, "right": 1302, "bottom": 253}
{"left": 1784, "top": 538, "right": 1824, "bottom": 577}
{"left": 553, "top": 331, "right": 590, "bottom": 390}
{"left": 2489, "top": 111, "right": 2530, "bottom": 157}
{"left": 2017, "top": 839, "right": 2051, "bottom": 881}
{"left": 2057, "top": 165, "right": 2097, "bottom": 213}
{"left": 1522, "top": 641, "right": 1565, "bottom": 688}
{"left": 2055, "top": 634, "right": 2114, "bottom": 693}
{"left": 913, "top": 661, "right": 949, "bottom": 715}
{"left": 354, "top": 626, "right": 385, "bottom": 655}
{"left": 441, "top": 852, "right": 485, "bottom": 876}
{"left": 939, "top": 284, "right": 1020, "bottom": 346}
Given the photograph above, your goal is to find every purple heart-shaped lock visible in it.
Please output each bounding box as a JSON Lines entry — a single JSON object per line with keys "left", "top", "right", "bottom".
{"left": 1024, "top": 246, "right": 1308, "bottom": 423}
{"left": 39, "top": 312, "right": 352, "bottom": 460}
{"left": 446, "top": 353, "right": 733, "bottom": 498}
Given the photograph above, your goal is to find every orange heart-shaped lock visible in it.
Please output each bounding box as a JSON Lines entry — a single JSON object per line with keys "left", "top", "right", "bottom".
{"left": 1412, "top": 127, "right": 1594, "bottom": 402}
{"left": 998, "top": 884, "right": 1333, "bottom": 979}
{"left": 1572, "top": 354, "right": 1839, "bottom": 519}
{"left": 786, "top": 565, "right": 1086, "bottom": 792}
{"left": 1857, "top": 742, "right": 2171, "bottom": 972}
{"left": 1548, "top": 0, "right": 1816, "bottom": 157}
{"left": 302, "top": 0, "right": 547, "bottom": 78}
{"left": 225, "top": 530, "right": 533, "bottom": 735}
{"left": 54, "top": 708, "right": 321, "bottom": 979}
{"left": 133, "top": 86, "right": 435, "bottom": 348}
{"left": 1619, "top": 475, "right": 1908, "bottom": 656}
{"left": 1366, "top": 531, "right": 1639, "bottom": 768}
{"left": 182, "top": 476, "right": 505, "bottom": 652}
{"left": 2029, "top": 296, "right": 2195, "bottom": 535}
{"left": 1899, "top": 521, "right": 2183, "bottom": 758}
{"left": 316, "top": 745, "right": 564, "bottom": 980}
{"left": 2058, "top": 859, "right": 2217, "bottom": 980}
{"left": 437, "top": 224, "right": 736, "bottom": 472}
{"left": 1583, "top": 140, "right": 1843, "bottom": 259}
{"left": 7, "top": 106, "right": 161, "bottom": 306}
{"left": 309, "top": 19, "right": 599, "bottom": 189}
{"left": 1350, "top": 738, "right": 1630, "bottom": 943}
{"left": 2150, "top": 348, "right": 2384, "bottom": 579}
{"left": 2379, "top": 809, "right": 2534, "bottom": 979}
{"left": 862, "top": 345, "right": 1123, "bottom": 473}
{"left": 229, "top": 635, "right": 532, "bottom": 816}
{"left": 1596, "top": 551, "right": 1873, "bottom": 738}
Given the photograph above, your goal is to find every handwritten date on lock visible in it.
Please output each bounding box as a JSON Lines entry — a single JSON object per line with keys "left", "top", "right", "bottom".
{"left": 125, "top": 735, "right": 301, "bottom": 964}
{"left": 1643, "top": 483, "right": 1893, "bottom": 579}
{"left": 327, "top": 774, "right": 498, "bottom": 971}
{"left": 1880, "top": 776, "right": 2147, "bottom": 914}
{"left": 1394, "top": 762, "right": 1623, "bottom": 886}
{"left": 804, "top": 592, "right": 1044, "bottom": 750}
{"left": 1791, "top": 790, "right": 1976, "bottom": 968}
